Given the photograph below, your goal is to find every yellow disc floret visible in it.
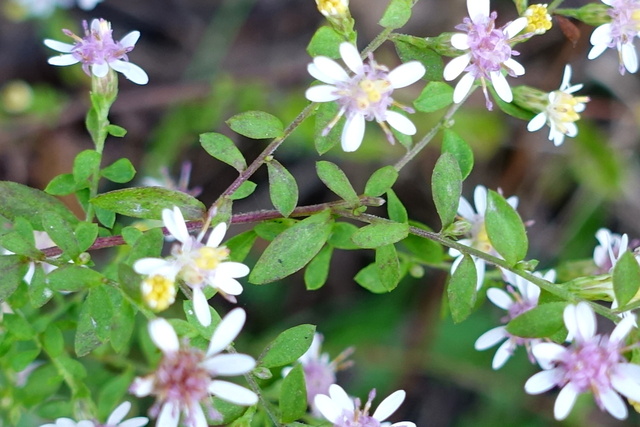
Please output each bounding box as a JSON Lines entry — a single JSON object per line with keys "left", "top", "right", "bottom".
{"left": 315, "top": 0, "right": 349, "bottom": 18}
{"left": 548, "top": 91, "right": 590, "bottom": 133}
{"left": 473, "top": 222, "right": 493, "bottom": 254}
{"left": 525, "top": 4, "right": 553, "bottom": 35}
{"left": 142, "top": 275, "right": 177, "bottom": 311}
{"left": 193, "top": 246, "right": 230, "bottom": 271}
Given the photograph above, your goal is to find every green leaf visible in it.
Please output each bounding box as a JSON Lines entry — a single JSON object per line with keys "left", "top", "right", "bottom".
{"left": 402, "top": 221, "right": 443, "bottom": 264}
{"left": 250, "top": 210, "right": 333, "bottom": 284}
{"left": 431, "top": 152, "right": 462, "bottom": 230}
{"left": 106, "top": 124, "right": 127, "bottom": 137}
{"left": 307, "top": 26, "right": 342, "bottom": 58}
{"left": 441, "top": 130, "right": 474, "bottom": 180}
{"left": 491, "top": 86, "right": 535, "bottom": 120}
{"left": 0, "top": 181, "right": 79, "bottom": 228}
{"left": 280, "top": 364, "right": 308, "bottom": 423}
{"left": 386, "top": 189, "right": 408, "bottom": 223}
{"left": 414, "top": 81, "right": 453, "bottom": 113}
{"left": 73, "top": 150, "right": 101, "bottom": 189}
{"left": 316, "top": 161, "right": 359, "bottom": 205}
{"left": 41, "top": 211, "right": 80, "bottom": 259}
{"left": 0, "top": 229, "right": 41, "bottom": 259}
{"left": 110, "top": 295, "right": 135, "bottom": 353}
{"left": 351, "top": 222, "right": 409, "bottom": 248}
{"left": 229, "top": 181, "right": 257, "bottom": 201}
{"left": 392, "top": 35, "right": 444, "bottom": 81}
{"left": 447, "top": 254, "right": 477, "bottom": 323}
{"left": 226, "top": 110, "right": 284, "bottom": 139}
{"left": 97, "top": 372, "right": 134, "bottom": 421}
{"left": 95, "top": 206, "right": 116, "bottom": 229}
{"left": 47, "top": 265, "right": 105, "bottom": 292}
{"left": 355, "top": 263, "right": 387, "bottom": 293}
{"left": 254, "top": 219, "right": 297, "bottom": 241}
{"left": 259, "top": 324, "right": 316, "bottom": 368}
{"left": 75, "top": 222, "right": 98, "bottom": 253}
{"left": 76, "top": 287, "right": 112, "bottom": 356}
{"left": 376, "top": 244, "right": 401, "bottom": 292}
{"left": 613, "top": 251, "right": 640, "bottom": 307}
{"left": 226, "top": 230, "right": 258, "bottom": 263}
{"left": 314, "top": 102, "right": 343, "bottom": 154}
{"left": 379, "top": 0, "right": 413, "bottom": 29}
{"left": 91, "top": 187, "right": 206, "bottom": 221}
{"left": 42, "top": 324, "right": 64, "bottom": 358}
{"left": 485, "top": 190, "right": 528, "bottom": 266}
{"left": 45, "top": 174, "right": 76, "bottom": 196}
{"left": 304, "top": 245, "right": 333, "bottom": 290}
{"left": 101, "top": 158, "right": 136, "bottom": 184}
{"left": 506, "top": 302, "right": 566, "bottom": 338}
{"left": 267, "top": 160, "right": 299, "bottom": 217}
{"left": 200, "top": 132, "right": 247, "bottom": 172}
{"left": 328, "top": 222, "right": 360, "bottom": 250}
{"left": 364, "top": 166, "right": 399, "bottom": 197}
{"left": 29, "top": 265, "right": 53, "bottom": 307}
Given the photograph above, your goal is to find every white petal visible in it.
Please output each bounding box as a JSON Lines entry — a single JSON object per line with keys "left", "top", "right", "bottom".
{"left": 163, "top": 207, "right": 190, "bottom": 243}
{"left": 208, "top": 380, "right": 258, "bottom": 405}
{"left": 106, "top": 401, "right": 130, "bottom": 425}
{"left": 120, "top": 31, "right": 140, "bottom": 48}
{"left": 216, "top": 261, "right": 250, "bottom": 278}
{"left": 554, "top": 383, "right": 579, "bottom": 420}
{"left": 119, "top": 61, "right": 149, "bottom": 85}
{"left": 574, "top": 302, "right": 596, "bottom": 341}
{"left": 475, "top": 326, "right": 508, "bottom": 350}
{"left": 611, "top": 368, "right": 640, "bottom": 401}
{"left": 341, "top": 114, "right": 366, "bottom": 152}
{"left": 339, "top": 42, "right": 364, "bottom": 74}
{"left": 473, "top": 186, "right": 488, "bottom": 215}
{"left": 133, "top": 257, "right": 171, "bottom": 275}
{"left": 390, "top": 423, "right": 416, "bottom": 427}
{"left": 600, "top": 387, "right": 627, "bottom": 420}
{"left": 443, "top": 54, "right": 471, "bottom": 81}
{"left": 314, "top": 394, "right": 342, "bottom": 423}
{"left": 206, "top": 222, "right": 227, "bottom": 248}
{"left": 307, "top": 63, "right": 337, "bottom": 84}
{"left": 474, "top": 258, "right": 486, "bottom": 290}
{"left": 490, "top": 71, "right": 512, "bottom": 103}
{"left": 524, "top": 369, "right": 561, "bottom": 394}
{"left": 130, "top": 377, "right": 154, "bottom": 397}
{"left": 589, "top": 23, "right": 612, "bottom": 47}
{"left": 467, "top": 0, "right": 489, "bottom": 24}
{"left": 211, "top": 276, "right": 244, "bottom": 295}
{"left": 193, "top": 287, "right": 212, "bottom": 327}
{"left": 306, "top": 85, "right": 340, "bottom": 102}
{"left": 453, "top": 72, "right": 475, "bottom": 103}
{"left": 48, "top": 55, "right": 80, "bottom": 66}
{"left": 560, "top": 65, "right": 573, "bottom": 90}
{"left": 622, "top": 43, "right": 638, "bottom": 73}
{"left": 532, "top": 342, "right": 566, "bottom": 363}
{"left": 118, "top": 417, "right": 149, "bottom": 427}
{"left": 44, "top": 39, "right": 75, "bottom": 53}
{"left": 329, "top": 384, "right": 355, "bottom": 412}
{"left": 148, "top": 318, "right": 179, "bottom": 353}
{"left": 385, "top": 111, "right": 416, "bottom": 135}
{"left": 23, "top": 263, "right": 35, "bottom": 284}
{"left": 373, "top": 390, "right": 405, "bottom": 422}
{"left": 588, "top": 43, "right": 608, "bottom": 60}
{"left": 450, "top": 33, "right": 469, "bottom": 50}
{"left": 457, "top": 196, "right": 475, "bottom": 220}
{"left": 504, "top": 17, "right": 528, "bottom": 39}
{"left": 610, "top": 314, "right": 636, "bottom": 344}
{"left": 92, "top": 62, "right": 110, "bottom": 78}
{"left": 527, "top": 112, "right": 547, "bottom": 132}
{"left": 503, "top": 58, "right": 525, "bottom": 76}
{"left": 486, "top": 288, "right": 513, "bottom": 310}
{"left": 388, "top": 62, "right": 425, "bottom": 88}
{"left": 312, "top": 57, "right": 350, "bottom": 84}
{"left": 492, "top": 338, "right": 515, "bottom": 370}
{"left": 203, "top": 353, "right": 256, "bottom": 376}
{"left": 207, "top": 307, "right": 246, "bottom": 356}
{"left": 157, "top": 402, "right": 180, "bottom": 427}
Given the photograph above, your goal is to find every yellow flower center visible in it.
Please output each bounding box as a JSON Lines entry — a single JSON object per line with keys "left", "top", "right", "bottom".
{"left": 548, "top": 91, "right": 590, "bottom": 131}
{"left": 193, "top": 246, "right": 230, "bottom": 271}
{"left": 142, "top": 275, "right": 177, "bottom": 311}
{"left": 474, "top": 222, "right": 493, "bottom": 253}
{"left": 355, "top": 78, "right": 390, "bottom": 110}
{"left": 315, "top": 0, "right": 349, "bottom": 18}
{"left": 525, "top": 4, "right": 552, "bottom": 35}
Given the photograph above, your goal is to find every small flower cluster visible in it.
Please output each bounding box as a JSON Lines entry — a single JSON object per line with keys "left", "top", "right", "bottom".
{"left": 134, "top": 206, "right": 250, "bottom": 326}
{"left": 589, "top": 0, "right": 640, "bottom": 74}
{"left": 40, "top": 401, "right": 148, "bottom": 427}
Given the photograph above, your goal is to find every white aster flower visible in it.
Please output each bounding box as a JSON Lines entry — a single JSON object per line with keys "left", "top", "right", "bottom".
{"left": 449, "top": 185, "right": 519, "bottom": 289}
{"left": 475, "top": 269, "right": 554, "bottom": 369}
{"left": 40, "top": 420, "right": 94, "bottom": 427}
{"left": 39, "top": 402, "right": 147, "bottom": 427}
{"left": 282, "top": 333, "right": 353, "bottom": 415}
{"left": 130, "top": 309, "right": 258, "bottom": 427}
{"left": 443, "top": 0, "right": 528, "bottom": 110}
{"left": 305, "top": 42, "right": 425, "bottom": 152}
{"left": 525, "top": 302, "right": 640, "bottom": 420}
{"left": 527, "top": 65, "right": 590, "bottom": 146}
{"left": 134, "top": 206, "right": 250, "bottom": 326}
{"left": 314, "top": 384, "right": 416, "bottom": 427}
{"left": 593, "top": 228, "right": 629, "bottom": 273}
{"left": 588, "top": 0, "right": 640, "bottom": 74}
{"left": 44, "top": 18, "right": 148, "bottom": 85}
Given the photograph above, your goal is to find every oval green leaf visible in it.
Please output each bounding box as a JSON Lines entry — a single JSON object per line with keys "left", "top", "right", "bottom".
{"left": 485, "top": 190, "right": 528, "bottom": 266}
{"left": 379, "top": 0, "right": 413, "bottom": 29}
{"left": 613, "top": 250, "right": 640, "bottom": 307}
{"left": 351, "top": 222, "right": 409, "bottom": 249}
{"left": 259, "top": 324, "right": 316, "bottom": 368}
{"left": 316, "top": 161, "right": 359, "bottom": 205}
{"left": 101, "top": 158, "right": 136, "bottom": 184}
{"left": 0, "top": 181, "right": 79, "bottom": 228}
{"left": 200, "top": 132, "right": 247, "bottom": 172}
{"left": 447, "top": 254, "right": 477, "bottom": 323}
{"left": 267, "top": 160, "right": 299, "bottom": 217}
{"left": 432, "top": 152, "right": 462, "bottom": 230}
{"left": 280, "top": 364, "right": 308, "bottom": 423}
{"left": 414, "top": 81, "right": 453, "bottom": 113}
{"left": 442, "top": 129, "right": 474, "bottom": 180}
{"left": 506, "top": 302, "right": 566, "bottom": 338}
{"left": 226, "top": 110, "right": 284, "bottom": 139}
{"left": 364, "top": 166, "right": 399, "bottom": 197}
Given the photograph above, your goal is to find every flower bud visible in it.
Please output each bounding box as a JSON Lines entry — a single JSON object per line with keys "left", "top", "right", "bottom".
{"left": 315, "top": 0, "right": 355, "bottom": 38}
{"left": 511, "top": 85, "right": 549, "bottom": 112}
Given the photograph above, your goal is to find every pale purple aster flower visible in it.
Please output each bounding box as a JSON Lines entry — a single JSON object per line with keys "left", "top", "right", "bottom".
{"left": 305, "top": 42, "right": 425, "bottom": 152}
{"left": 525, "top": 302, "right": 640, "bottom": 420}
{"left": 527, "top": 65, "right": 590, "bottom": 146}
{"left": 449, "top": 185, "right": 519, "bottom": 289}
{"left": 314, "top": 384, "right": 416, "bottom": 427}
{"left": 134, "top": 206, "right": 250, "bottom": 326}
{"left": 443, "top": 0, "right": 528, "bottom": 110}
{"left": 475, "top": 269, "right": 555, "bottom": 369}
{"left": 130, "top": 309, "right": 258, "bottom": 427}
{"left": 44, "top": 18, "right": 148, "bottom": 85}
{"left": 282, "top": 333, "right": 354, "bottom": 415}
{"left": 593, "top": 228, "right": 629, "bottom": 274}
{"left": 588, "top": 0, "right": 640, "bottom": 74}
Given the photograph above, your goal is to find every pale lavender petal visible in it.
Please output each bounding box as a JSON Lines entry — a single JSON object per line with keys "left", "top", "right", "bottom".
{"left": 453, "top": 72, "right": 475, "bottom": 103}
{"left": 373, "top": 390, "right": 405, "bottom": 422}
{"left": 610, "top": 314, "right": 636, "bottom": 344}
{"left": 44, "top": 39, "right": 75, "bottom": 53}
{"left": 588, "top": 43, "right": 608, "bottom": 60}
{"left": 388, "top": 62, "right": 425, "bottom": 88}
{"left": 532, "top": 342, "right": 566, "bottom": 363}
{"left": 119, "top": 417, "right": 149, "bottom": 427}
{"left": 611, "top": 368, "right": 640, "bottom": 401}
{"left": 385, "top": 111, "right": 416, "bottom": 135}
{"left": 193, "top": 287, "right": 212, "bottom": 327}
{"left": 475, "top": 326, "right": 508, "bottom": 350}
{"left": 622, "top": 43, "right": 638, "bottom": 73}
{"left": 467, "top": 0, "right": 489, "bottom": 24}
{"left": 207, "top": 307, "right": 246, "bottom": 356}
{"left": 492, "top": 338, "right": 515, "bottom": 370}
{"left": 130, "top": 377, "right": 153, "bottom": 397}
{"left": 443, "top": 54, "right": 471, "bottom": 81}
{"left": 503, "top": 58, "right": 525, "bottom": 76}
{"left": 525, "top": 369, "right": 561, "bottom": 394}
{"left": 106, "top": 401, "right": 130, "bottom": 425}
{"left": 457, "top": 196, "right": 475, "bottom": 219}
{"left": 600, "top": 387, "right": 627, "bottom": 420}
{"left": 48, "top": 55, "right": 80, "bottom": 66}
{"left": 312, "top": 57, "right": 350, "bottom": 83}
{"left": 473, "top": 186, "right": 487, "bottom": 216}
{"left": 190, "top": 403, "right": 207, "bottom": 427}
{"left": 208, "top": 380, "right": 258, "bottom": 405}
{"left": 120, "top": 31, "right": 140, "bottom": 48}
{"left": 314, "top": 394, "right": 341, "bottom": 423}
{"left": 486, "top": 288, "right": 513, "bottom": 310}
{"left": 117, "top": 61, "right": 149, "bottom": 85}
{"left": 211, "top": 276, "right": 244, "bottom": 295}
{"left": 341, "top": 114, "right": 365, "bottom": 152}
{"left": 149, "top": 318, "right": 179, "bottom": 353}
{"left": 329, "top": 384, "right": 355, "bottom": 412}
{"left": 157, "top": 402, "right": 179, "bottom": 427}
{"left": 305, "top": 85, "right": 340, "bottom": 102}
{"left": 92, "top": 62, "right": 110, "bottom": 78}
{"left": 203, "top": 353, "right": 256, "bottom": 375}
{"left": 554, "top": 383, "right": 579, "bottom": 420}
{"left": 339, "top": 42, "right": 364, "bottom": 75}
{"left": 206, "top": 222, "right": 227, "bottom": 248}
{"left": 133, "top": 257, "right": 171, "bottom": 275}
{"left": 450, "top": 33, "right": 469, "bottom": 50}
{"left": 504, "top": 17, "right": 527, "bottom": 39}
{"left": 490, "top": 71, "right": 512, "bottom": 103}
{"left": 574, "top": 302, "right": 596, "bottom": 341}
